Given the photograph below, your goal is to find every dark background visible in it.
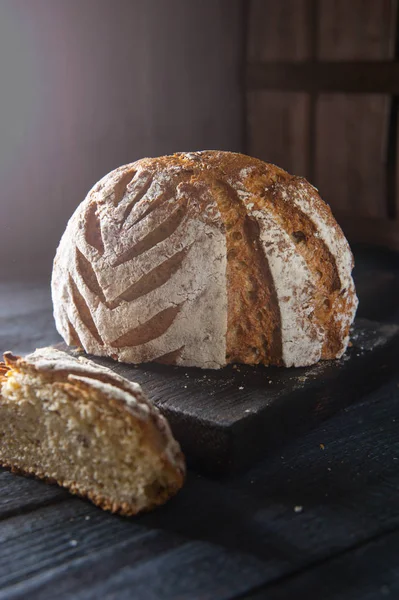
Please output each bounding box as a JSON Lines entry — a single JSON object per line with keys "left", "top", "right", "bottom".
{"left": 0, "top": 0, "right": 243, "bottom": 276}
{"left": 1, "top": 0, "right": 398, "bottom": 273}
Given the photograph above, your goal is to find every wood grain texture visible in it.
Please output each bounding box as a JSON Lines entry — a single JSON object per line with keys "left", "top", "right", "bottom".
{"left": 248, "top": 0, "right": 311, "bottom": 62}
{"left": 245, "top": 527, "right": 399, "bottom": 599}
{"left": 1, "top": 253, "right": 399, "bottom": 599}
{"left": 3, "top": 372, "right": 399, "bottom": 599}
{"left": 316, "top": 0, "right": 395, "bottom": 219}
{"left": 247, "top": 92, "right": 310, "bottom": 177}
{"left": 246, "top": 0, "right": 398, "bottom": 230}
{"left": 247, "top": 0, "right": 312, "bottom": 178}
{"left": 1, "top": 537, "right": 266, "bottom": 600}
{"left": 0, "top": 471, "right": 67, "bottom": 520}
{"left": 318, "top": 0, "right": 396, "bottom": 60}
{"left": 315, "top": 94, "right": 389, "bottom": 217}
{"left": 0, "top": 499, "right": 179, "bottom": 590}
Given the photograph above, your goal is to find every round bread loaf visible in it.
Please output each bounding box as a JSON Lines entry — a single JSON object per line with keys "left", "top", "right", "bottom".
{"left": 52, "top": 151, "right": 358, "bottom": 369}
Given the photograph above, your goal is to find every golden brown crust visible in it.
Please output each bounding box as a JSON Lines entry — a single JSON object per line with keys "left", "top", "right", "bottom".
{"left": 0, "top": 363, "right": 9, "bottom": 380}
{"left": 52, "top": 150, "right": 357, "bottom": 368}
{"left": 152, "top": 150, "right": 356, "bottom": 365}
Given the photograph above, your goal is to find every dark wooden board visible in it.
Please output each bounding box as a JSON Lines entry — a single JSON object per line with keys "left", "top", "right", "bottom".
{"left": 57, "top": 318, "right": 399, "bottom": 475}
{"left": 3, "top": 371, "right": 399, "bottom": 599}
{"left": 2, "top": 250, "right": 399, "bottom": 600}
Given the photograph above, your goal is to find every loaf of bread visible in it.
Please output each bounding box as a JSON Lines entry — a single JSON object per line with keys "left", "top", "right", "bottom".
{"left": 0, "top": 348, "right": 185, "bottom": 515}
{"left": 52, "top": 151, "right": 358, "bottom": 369}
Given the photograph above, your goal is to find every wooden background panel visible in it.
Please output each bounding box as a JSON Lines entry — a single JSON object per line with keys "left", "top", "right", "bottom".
{"left": 318, "top": 0, "right": 396, "bottom": 61}
{"left": 248, "top": 92, "right": 310, "bottom": 177}
{"left": 315, "top": 94, "right": 389, "bottom": 218}
{"left": 247, "top": 0, "right": 398, "bottom": 229}
{"left": 315, "top": 0, "right": 396, "bottom": 218}
{"left": 247, "top": 1, "right": 312, "bottom": 177}
{"left": 248, "top": 0, "right": 312, "bottom": 62}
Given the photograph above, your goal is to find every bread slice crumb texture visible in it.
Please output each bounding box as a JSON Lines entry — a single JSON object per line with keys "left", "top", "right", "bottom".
{"left": 0, "top": 349, "right": 185, "bottom": 516}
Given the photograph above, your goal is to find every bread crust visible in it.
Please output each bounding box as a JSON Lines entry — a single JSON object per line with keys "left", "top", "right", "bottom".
{"left": 0, "top": 348, "right": 185, "bottom": 515}
{"left": 52, "top": 151, "right": 358, "bottom": 368}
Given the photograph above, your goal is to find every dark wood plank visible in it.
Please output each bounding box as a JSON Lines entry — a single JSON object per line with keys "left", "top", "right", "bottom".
{"left": 0, "top": 498, "right": 183, "bottom": 590}
{"left": 247, "top": 62, "right": 399, "bottom": 94}
{"left": 0, "top": 260, "right": 399, "bottom": 598}
{"left": 318, "top": 0, "right": 396, "bottom": 61}
{"left": 247, "top": 92, "right": 310, "bottom": 177}
{"left": 0, "top": 471, "right": 67, "bottom": 519}
{"left": 315, "top": 94, "right": 388, "bottom": 217}
{"left": 248, "top": 0, "right": 312, "bottom": 62}
{"left": 1, "top": 538, "right": 267, "bottom": 600}
{"left": 61, "top": 319, "right": 399, "bottom": 475}
{"left": 2, "top": 373, "right": 399, "bottom": 599}
{"left": 315, "top": 1, "right": 396, "bottom": 219}
{"left": 247, "top": 0, "right": 312, "bottom": 177}
{"left": 245, "top": 529, "right": 399, "bottom": 600}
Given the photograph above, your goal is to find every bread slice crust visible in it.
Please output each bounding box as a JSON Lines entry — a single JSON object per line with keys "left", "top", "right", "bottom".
{"left": 0, "top": 348, "right": 185, "bottom": 516}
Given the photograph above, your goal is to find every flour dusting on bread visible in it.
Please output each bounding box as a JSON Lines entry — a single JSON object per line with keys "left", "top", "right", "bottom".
{"left": 52, "top": 151, "right": 358, "bottom": 368}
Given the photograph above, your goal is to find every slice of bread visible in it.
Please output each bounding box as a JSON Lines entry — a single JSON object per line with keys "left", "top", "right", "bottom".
{"left": 0, "top": 348, "right": 185, "bottom": 516}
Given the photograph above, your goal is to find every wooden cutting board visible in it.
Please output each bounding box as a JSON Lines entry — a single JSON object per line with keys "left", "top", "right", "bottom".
{"left": 55, "top": 318, "right": 399, "bottom": 475}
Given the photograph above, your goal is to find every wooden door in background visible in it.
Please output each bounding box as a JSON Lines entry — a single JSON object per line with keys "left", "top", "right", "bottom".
{"left": 246, "top": 0, "right": 399, "bottom": 250}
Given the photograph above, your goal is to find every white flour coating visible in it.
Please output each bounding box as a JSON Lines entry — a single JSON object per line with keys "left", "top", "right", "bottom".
{"left": 52, "top": 151, "right": 358, "bottom": 370}
{"left": 277, "top": 180, "right": 358, "bottom": 340}
{"left": 250, "top": 209, "right": 323, "bottom": 367}
{"left": 239, "top": 167, "right": 254, "bottom": 179}
{"left": 52, "top": 161, "right": 228, "bottom": 369}
{"left": 279, "top": 181, "right": 353, "bottom": 291}
{"left": 68, "top": 375, "right": 149, "bottom": 413}
{"left": 26, "top": 348, "right": 144, "bottom": 398}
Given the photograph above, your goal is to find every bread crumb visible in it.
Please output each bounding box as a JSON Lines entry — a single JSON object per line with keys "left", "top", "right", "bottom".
{"left": 239, "top": 386, "right": 244, "bottom": 390}
{"left": 320, "top": 443, "right": 325, "bottom": 450}
{"left": 294, "top": 505, "right": 303, "bottom": 513}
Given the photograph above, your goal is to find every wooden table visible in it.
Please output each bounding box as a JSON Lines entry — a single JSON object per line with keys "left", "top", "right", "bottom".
{"left": 1, "top": 246, "right": 399, "bottom": 600}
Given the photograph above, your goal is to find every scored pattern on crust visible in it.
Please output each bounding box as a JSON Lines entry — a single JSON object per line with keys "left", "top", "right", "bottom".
{"left": 68, "top": 275, "right": 103, "bottom": 346}
{"left": 111, "top": 168, "right": 137, "bottom": 206}
{"left": 109, "top": 304, "right": 182, "bottom": 348}
{"left": 112, "top": 198, "right": 188, "bottom": 267}
{"left": 231, "top": 171, "right": 357, "bottom": 359}
{"left": 66, "top": 319, "right": 83, "bottom": 348}
{"left": 85, "top": 203, "right": 104, "bottom": 255}
{"left": 51, "top": 151, "right": 358, "bottom": 369}
{"left": 205, "top": 177, "right": 283, "bottom": 365}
